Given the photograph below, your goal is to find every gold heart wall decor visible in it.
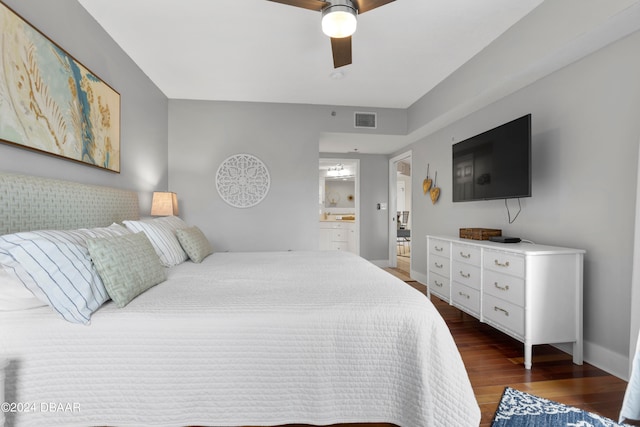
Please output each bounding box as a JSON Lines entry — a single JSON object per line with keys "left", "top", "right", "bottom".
{"left": 422, "top": 164, "right": 432, "bottom": 195}
{"left": 430, "top": 171, "right": 440, "bottom": 204}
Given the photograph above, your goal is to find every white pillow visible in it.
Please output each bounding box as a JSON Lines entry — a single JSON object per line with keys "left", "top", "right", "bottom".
{"left": 0, "top": 267, "right": 46, "bottom": 311}
{"left": 123, "top": 217, "right": 189, "bottom": 267}
{"left": 0, "top": 225, "right": 131, "bottom": 323}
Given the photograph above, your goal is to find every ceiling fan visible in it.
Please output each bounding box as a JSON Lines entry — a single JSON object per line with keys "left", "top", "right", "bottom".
{"left": 267, "top": 0, "right": 396, "bottom": 68}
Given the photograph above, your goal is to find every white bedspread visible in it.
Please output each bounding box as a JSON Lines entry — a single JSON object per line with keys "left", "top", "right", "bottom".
{"left": 0, "top": 251, "right": 480, "bottom": 427}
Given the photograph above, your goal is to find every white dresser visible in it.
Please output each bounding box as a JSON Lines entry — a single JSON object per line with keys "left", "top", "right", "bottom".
{"left": 427, "top": 235, "right": 585, "bottom": 369}
{"left": 319, "top": 221, "right": 356, "bottom": 253}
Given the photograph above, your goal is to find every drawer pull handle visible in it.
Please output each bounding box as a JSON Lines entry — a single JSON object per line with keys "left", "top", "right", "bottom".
{"left": 459, "top": 271, "right": 470, "bottom": 279}
{"left": 435, "top": 246, "right": 443, "bottom": 252}
{"left": 434, "top": 280, "right": 443, "bottom": 288}
{"left": 435, "top": 262, "right": 443, "bottom": 269}
{"left": 460, "top": 251, "right": 471, "bottom": 259}
{"left": 494, "top": 306, "right": 510, "bottom": 317}
{"left": 494, "top": 259, "right": 510, "bottom": 268}
{"left": 458, "top": 291, "right": 470, "bottom": 299}
{"left": 494, "top": 282, "right": 509, "bottom": 291}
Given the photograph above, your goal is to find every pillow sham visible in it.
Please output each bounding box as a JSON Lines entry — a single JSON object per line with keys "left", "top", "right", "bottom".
{"left": 0, "top": 230, "right": 110, "bottom": 324}
{"left": 87, "top": 232, "right": 167, "bottom": 308}
{"left": 123, "top": 217, "right": 189, "bottom": 267}
{"left": 0, "top": 267, "right": 46, "bottom": 311}
{"left": 83, "top": 222, "right": 131, "bottom": 238}
{"left": 176, "top": 226, "right": 213, "bottom": 263}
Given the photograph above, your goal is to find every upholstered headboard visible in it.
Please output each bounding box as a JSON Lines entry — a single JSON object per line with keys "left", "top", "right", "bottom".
{"left": 0, "top": 172, "right": 140, "bottom": 235}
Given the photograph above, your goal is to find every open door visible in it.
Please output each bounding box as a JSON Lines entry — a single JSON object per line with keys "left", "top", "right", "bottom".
{"left": 389, "top": 151, "right": 412, "bottom": 272}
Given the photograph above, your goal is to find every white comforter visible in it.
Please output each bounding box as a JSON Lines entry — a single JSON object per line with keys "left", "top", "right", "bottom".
{"left": 0, "top": 251, "right": 480, "bottom": 427}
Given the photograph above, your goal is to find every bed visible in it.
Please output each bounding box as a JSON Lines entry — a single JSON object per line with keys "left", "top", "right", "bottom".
{"left": 0, "top": 172, "right": 480, "bottom": 427}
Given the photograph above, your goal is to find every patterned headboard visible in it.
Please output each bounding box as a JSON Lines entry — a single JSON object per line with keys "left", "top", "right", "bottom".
{"left": 0, "top": 172, "right": 140, "bottom": 235}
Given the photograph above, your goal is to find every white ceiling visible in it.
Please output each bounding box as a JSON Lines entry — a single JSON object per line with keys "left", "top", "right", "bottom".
{"left": 78, "top": 0, "right": 543, "bottom": 110}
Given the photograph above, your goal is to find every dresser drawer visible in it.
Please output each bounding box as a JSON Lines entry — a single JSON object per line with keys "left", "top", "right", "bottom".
{"left": 451, "top": 282, "right": 480, "bottom": 316}
{"left": 429, "top": 272, "right": 450, "bottom": 300}
{"left": 331, "top": 229, "right": 348, "bottom": 242}
{"left": 429, "top": 254, "right": 450, "bottom": 278}
{"left": 452, "top": 243, "right": 481, "bottom": 265}
{"left": 483, "top": 269, "right": 525, "bottom": 306}
{"left": 483, "top": 294, "right": 524, "bottom": 337}
{"left": 429, "top": 238, "right": 450, "bottom": 256}
{"left": 483, "top": 249, "right": 525, "bottom": 277}
{"left": 452, "top": 260, "right": 481, "bottom": 290}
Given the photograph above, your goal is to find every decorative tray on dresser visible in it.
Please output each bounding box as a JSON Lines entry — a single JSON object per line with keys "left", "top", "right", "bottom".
{"left": 427, "top": 235, "right": 585, "bottom": 370}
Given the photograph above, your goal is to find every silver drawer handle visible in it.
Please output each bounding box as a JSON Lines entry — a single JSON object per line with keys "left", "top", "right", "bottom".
{"left": 494, "top": 306, "right": 509, "bottom": 317}
{"left": 435, "top": 246, "right": 443, "bottom": 252}
{"left": 435, "top": 262, "right": 443, "bottom": 269}
{"left": 494, "top": 259, "right": 510, "bottom": 268}
{"left": 459, "top": 271, "right": 470, "bottom": 278}
{"left": 460, "top": 251, "right": 471, "bottom": 259}
{"left": 494, "top": 282, "right": 509, "bottom": 291}
{"left": 458, "top": 291, "right": 470, "bottom": 299}
{"left": 434, "top": 280, "right": 443, "bottom": 288}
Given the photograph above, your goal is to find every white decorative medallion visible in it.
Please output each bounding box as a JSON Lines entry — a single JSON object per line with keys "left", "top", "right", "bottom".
{"left": 216, "top": 154, "right": 271, "bottom": 208}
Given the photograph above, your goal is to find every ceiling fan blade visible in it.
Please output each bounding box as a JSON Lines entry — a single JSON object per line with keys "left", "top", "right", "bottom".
{"left": 267, "top": 0, "right": 326, "bottom": 12}
{"left": 353, "top": 0, "right": 395, "bottom": 14}
{"left": 331, "top": 36, "right": 352, "bottom": 68}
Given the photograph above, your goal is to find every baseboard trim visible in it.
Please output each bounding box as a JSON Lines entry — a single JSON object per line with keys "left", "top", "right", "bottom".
{"left": 369, "top": 259, "right": 389, "bottom": 268}
{"left": 584, "top": 341, "right": 630, "bottom": 380}
{"left": 410, "top": 270, "right": 427, "bottom": 285}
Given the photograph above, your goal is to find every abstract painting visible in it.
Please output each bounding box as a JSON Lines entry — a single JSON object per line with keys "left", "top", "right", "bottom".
{"left": 0, "top": 2, "right": 120, "bottom": 172}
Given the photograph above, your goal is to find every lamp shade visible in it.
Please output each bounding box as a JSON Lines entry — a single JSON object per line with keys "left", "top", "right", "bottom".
{"left": 151, "top": 192, "right": 179, "bottom": 216}
{"left": 322, "top": 1, "right": 357, "bottom": 38}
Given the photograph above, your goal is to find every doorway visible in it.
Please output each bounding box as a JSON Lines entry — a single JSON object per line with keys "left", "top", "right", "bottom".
{"left": 389, "top": 151, "right": 412, "bottom": 274}
{"left": 319, "top": 158, "right": 360, "bottom": 255}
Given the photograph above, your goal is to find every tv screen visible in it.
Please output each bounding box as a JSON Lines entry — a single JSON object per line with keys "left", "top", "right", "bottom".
{"left": 452, "top": 114, "right": 531, "bottom": 202}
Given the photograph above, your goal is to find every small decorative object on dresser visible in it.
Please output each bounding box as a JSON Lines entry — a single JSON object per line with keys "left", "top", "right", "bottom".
{"left": 427, "top": 235, "right": 585, "bottom": 370}
{"left": 459, "top": 227, "right": 502, "bottom": 240}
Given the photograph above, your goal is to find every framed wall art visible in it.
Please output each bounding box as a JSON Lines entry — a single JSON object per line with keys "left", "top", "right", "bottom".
{"left": 216, "top": 154, "right": 271, "bottom": 208}
{"left": 0, "top": 2, "right": 121, "bottom": 172}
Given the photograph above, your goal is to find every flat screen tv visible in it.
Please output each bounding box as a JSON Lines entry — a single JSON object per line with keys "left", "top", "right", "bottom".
{"left": 452, "top": 114, "right": 531, "bottom": 202}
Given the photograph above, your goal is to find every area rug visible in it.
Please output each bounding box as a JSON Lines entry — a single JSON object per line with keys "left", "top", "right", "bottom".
{"left": 491, "top": 386, "right": 628, "bottom": 426}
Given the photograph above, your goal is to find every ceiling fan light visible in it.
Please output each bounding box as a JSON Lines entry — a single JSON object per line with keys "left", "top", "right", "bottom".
{"left": 322, "top": 3, "right": 357, "bottom": 38}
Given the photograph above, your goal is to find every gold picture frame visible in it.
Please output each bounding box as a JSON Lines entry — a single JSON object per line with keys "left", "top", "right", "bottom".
{"left": 0, "top": 1, "right": 121, "bottom": 172}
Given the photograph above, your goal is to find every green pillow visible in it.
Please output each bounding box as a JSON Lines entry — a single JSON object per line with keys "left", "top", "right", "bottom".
{"left": 88, "top": 232, "right": 167, "bottom": 308}
{"left": 176, "top": 226, "right": 213, "bottom": 263}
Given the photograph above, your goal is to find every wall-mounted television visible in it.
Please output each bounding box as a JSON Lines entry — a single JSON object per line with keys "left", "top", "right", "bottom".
{"left": 452, "top": 114, "right": 531, "bottom": 202}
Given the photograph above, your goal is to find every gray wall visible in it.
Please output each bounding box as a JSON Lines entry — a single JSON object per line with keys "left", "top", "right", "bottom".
{"left": 0, "top": 0, "right": 168, "bottom": 214}
{"left": 405, "top": 29, "right": 640, "bottom": 378}
{"left": 168, "top": 101, "right": 400, "bottom": 256}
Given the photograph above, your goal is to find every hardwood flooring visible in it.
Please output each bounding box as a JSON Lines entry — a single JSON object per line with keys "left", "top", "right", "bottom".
{"left": 385, "top": 266, "right": 629, "bottom": 426}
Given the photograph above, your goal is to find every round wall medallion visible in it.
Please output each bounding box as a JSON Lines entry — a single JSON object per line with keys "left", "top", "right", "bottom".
{"left": 216, "top": 154, "right": 271, "bottom": 208}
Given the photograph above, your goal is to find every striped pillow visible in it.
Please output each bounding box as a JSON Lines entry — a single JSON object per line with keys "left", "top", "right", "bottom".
{"left": 0, "top": 226, "right": 129, "bottom": 324}
{"left": 123, "top": 217, "right": 189, "bottom": 267}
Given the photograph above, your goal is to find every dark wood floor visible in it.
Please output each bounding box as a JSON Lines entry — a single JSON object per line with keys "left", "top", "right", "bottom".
{"left": 386, "top": 267, "right": 629, "bottom": 426}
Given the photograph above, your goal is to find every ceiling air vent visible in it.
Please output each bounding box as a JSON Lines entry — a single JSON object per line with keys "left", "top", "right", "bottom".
{"left": 354, "top": 112, "right": 377, "bottom": 129}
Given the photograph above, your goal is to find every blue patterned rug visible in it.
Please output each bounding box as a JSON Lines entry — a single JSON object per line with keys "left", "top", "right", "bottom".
{"left": 491, "top": 387, "right": 628, "bottom": 426}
